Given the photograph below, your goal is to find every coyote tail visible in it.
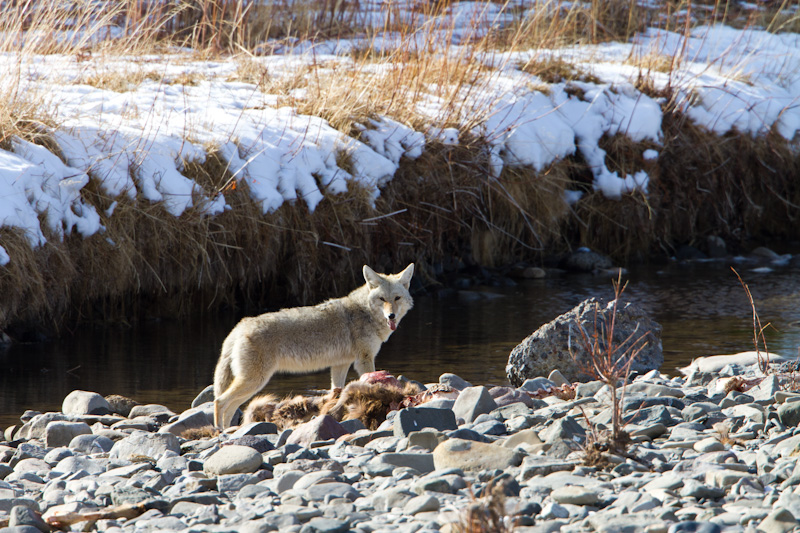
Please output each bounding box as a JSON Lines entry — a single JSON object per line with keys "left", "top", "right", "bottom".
{"left": 213, "top": 340, "right": 235, "bottom": 399}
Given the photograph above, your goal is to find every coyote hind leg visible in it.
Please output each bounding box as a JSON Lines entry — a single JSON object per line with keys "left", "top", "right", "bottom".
{"left": 214, "top": 373, "right": 273, "bottom": 429}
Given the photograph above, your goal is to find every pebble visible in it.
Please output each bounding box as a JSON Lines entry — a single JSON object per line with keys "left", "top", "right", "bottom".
{"left": 4, "top": 362, "right": 800, "bottom": 531}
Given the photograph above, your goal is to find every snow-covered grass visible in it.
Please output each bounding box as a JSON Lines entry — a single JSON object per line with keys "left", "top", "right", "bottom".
{"left": 0, "top": 0, "right": 799, "bottom": 335}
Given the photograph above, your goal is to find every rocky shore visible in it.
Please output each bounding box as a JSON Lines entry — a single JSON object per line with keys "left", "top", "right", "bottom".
{"left": 3, "top": 358, "right": 800, "bottom": 533}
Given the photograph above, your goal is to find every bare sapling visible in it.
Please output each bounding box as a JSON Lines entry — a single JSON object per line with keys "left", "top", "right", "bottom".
{"left": 731, "top": 268, "right": 771, "bottom": 374}
{"left": 571, "top": 272, "right": 650, "bottom": 458}
{"left": 454, "top": 478, "right": 515, "bottom": 533}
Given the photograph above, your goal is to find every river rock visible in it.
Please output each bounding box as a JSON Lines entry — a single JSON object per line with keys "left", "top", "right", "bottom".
{"left": 44, "top": 421, "right": 92, "bottom": 448}
{"left": 128, "top": 404, "right": 175, "bottom": 418}
{"left": 68, "top": 434, "right": 114, "bottom": 454}
{"left": 562, "top": 249, "right": 613, "bottom": 272}
{"left": 393, "top": 407, "right": 457, "bottom": 437}
{"left": 9, "top": 504, "right": 49, "bottom": 532}
{"left": 404, "top": 494, "right": 440, "bottom": 514}
{"left": 61, "top": 390, "right": 111, "bottom": 416}
{"left": 432, "top": 438, "right": 522, "bottom": 472}
{"left": 285, "top": 415, "right": 347, "bottom": 446}
{"left": 109, "top": 432, "right": 181, "bottom": 461}
{"left": 778, "top": 402, "right": 800, "bottom": 427}
{"left": 550, "top": 486, "right": 601, "bottom": 506}
{"left": 506, "top": 297, "right": 663, "bottom": 385}
{"left": 439, "top": 373, "right": 472, "bottom": 390}
{"left": 452, "top": 386, "right": 498, "bottom": 423}
{"left": 104, "top": 394, "right": 139, "bottom": 417}
{"left": 204, "top": 445, "right": 263, "bottom": 476}
{"left": 757, "top": 508, "right": 797, "bottom": 533}
{"left": 159, "top": 409, "right": 213, "bottom": 436}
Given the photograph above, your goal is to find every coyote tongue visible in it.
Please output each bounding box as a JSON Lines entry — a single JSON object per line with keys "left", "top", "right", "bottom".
{"left": 388, "top": 318, "right": 397, "bottom": 331}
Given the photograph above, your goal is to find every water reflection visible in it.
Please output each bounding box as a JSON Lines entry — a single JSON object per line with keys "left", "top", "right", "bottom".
{"left": 2, "top": 262, "right": 799, "bottom": 428}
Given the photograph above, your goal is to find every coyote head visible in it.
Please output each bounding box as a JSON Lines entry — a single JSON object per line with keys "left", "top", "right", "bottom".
{"left": 363, "top": 263, "right": 414, "bottom": 331}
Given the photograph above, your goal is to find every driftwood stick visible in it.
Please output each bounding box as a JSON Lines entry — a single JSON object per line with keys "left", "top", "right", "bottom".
{"left": 44, "top": 502, "right": 153, "bottom": 530}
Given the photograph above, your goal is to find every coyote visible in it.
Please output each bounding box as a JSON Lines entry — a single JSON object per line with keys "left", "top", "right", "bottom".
{"left": 213, "top": 263, "right": 415, "bottom": 429}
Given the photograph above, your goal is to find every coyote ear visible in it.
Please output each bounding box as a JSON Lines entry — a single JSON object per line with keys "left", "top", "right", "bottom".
{"left": 398, "top": 263, "right": 414, "bottom": 289}
{"left": 363, "top": 265, "right": 381, "bottom": 288}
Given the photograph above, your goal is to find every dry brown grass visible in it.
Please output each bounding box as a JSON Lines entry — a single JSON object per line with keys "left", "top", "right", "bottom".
{"left": 519, "top": 56, "right": 601, "bottom": 85}
{"left": 181, "top": 426, "right": 219, "bottom": 439}
{"left": 2, "top": 0, "right": 800, "bottom": 337}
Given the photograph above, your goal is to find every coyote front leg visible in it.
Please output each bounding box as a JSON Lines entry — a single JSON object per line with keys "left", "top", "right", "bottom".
{"left": 330, "top": 363, "right": 351, "bottom": 390}
{"left": 354, "top": 353, "right": 376, "bottom": 377}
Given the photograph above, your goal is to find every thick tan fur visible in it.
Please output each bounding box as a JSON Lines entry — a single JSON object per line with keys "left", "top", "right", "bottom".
{"left": 243, "top": 379, "right": 421, "bottom": 430}
{"left": 214, "top": 264, "right": 415, "bottom": 428}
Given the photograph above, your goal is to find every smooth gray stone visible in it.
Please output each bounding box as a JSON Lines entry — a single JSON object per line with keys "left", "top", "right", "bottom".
{"left": 519, "top": 456, "right": 576, "bottom": 480}
{"left": 204, "top": 445, "right": 263, "bottom": 476}
{"left": 446, "top": 428, "right": 490, "bottom": 442}
{"left": 109, "top": 432, "right": 181, "bottom": 461}
{"left": 192, "top": 385, "right": 215, "bottom": 408}
{"left": 68, "top": 434, "right": 114, "bottom": 454}
{"left": 624, "top": 382, "right": 684, "bottom": 398}
{"left": 393, "top": 407, "right": 457, "bottom": 438}
{"left": 231, "top": 422, "right": 280, "bottom": 437}
{"left": 159, "top": 409, "right": 212, "bottom": 436}
{"left": 156, "top": 454, "right": 188, "bottom": 474}
{"left": 42, "top": 447, "right": 73, "bottom": 465}
{"left": 110, "top": 485, "right": 158, "bottom": 506}
{"left": 667, "top": 522, "right": 721, "bottom": 533}
{"left": 757, "top": 507, "right": 798, "bottom": 533}
{"left": 412, "top": 473, "right": 465, "bottom": 494}
{"left": 575, "top": 381, "right": 605, "bottom": 398}
{"left": 44, "top": 421, "right": 92, "bottom": 448}
{"left": 438, "top": 373, "right": 472, "bottom": 390}
{"left": 339, "top": 419, "right": 366, "bottom": 433}
{"left": 520, "top": 377, "right": 556, "bottom": 392}
{"left": 376, "top": 452, "right": 435, "bottom": 474}
{"left": 304, "top": 482, "right": 361, "bottom": 502}
{"left": 0, "top": 527, "right": 46, "bottom": 533}
{"left": 471, "top": 420, "right": 506, "bottom": 436}
{"left": 237, "top": 484, "right": 273, "bottom": 500}
{"left": 10, "top": 443, "right": 48, "bottom": 467}
{"left": 224, "top": 435, "right": 275, "bottom": 453}
{"left": 299, "top": 517, "right": 349, "bottom": 533}
{"left": 217, "top": 474, "right": 261, "bottom": 494}
{"left": 453, "top": 386, "right": 499, "bottom": 423}
{"left": 624, "top": 405, "right": 677, "bottom": 426}
{"left": 622, "top": 395, "right": 685, "bottom": 411}
{"left": 404, "top": 494, "right": 440, "bottom": 514}
{"left": 778, "top": 402, "right": 800, "bottom": 427}
{"left": 8, "top": 505, "right": 49, "bottom": 533}
{"left": 550, "top": 486, "right": 600, "bottom": 506}
{"left": 490, "top": 402, "right": 540, "bottom": 421}
{"left": 371, "top": 487, "right": 416, "bottom": 512}
{"left": 538, "top": 416, "right": 585, "bottom": 444}
{"left": 679, "top": 479, "right": 725, "bottom": 499}
{"left": 62, "top": 390, "right": 111, "bottom": 416}
{"left": 52, "top": 455, "right": 104, "bottom": 475}
{"left": 128, "top": 404, "right": 175, "bottom": 418}
{"left": 0, "top": 498, "right": 39, "bottom": 513}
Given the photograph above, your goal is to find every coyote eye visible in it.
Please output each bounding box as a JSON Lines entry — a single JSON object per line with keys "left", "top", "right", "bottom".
{"left": 394, "top": 296, "right": 401, "bottom": 301}
{"left": 379, "top": 297, "right": 385, "bottom": 302}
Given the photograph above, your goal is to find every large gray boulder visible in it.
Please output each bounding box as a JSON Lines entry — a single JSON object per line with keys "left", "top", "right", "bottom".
{"left": 506, "top": 297, "right": 662, "bottom": 385}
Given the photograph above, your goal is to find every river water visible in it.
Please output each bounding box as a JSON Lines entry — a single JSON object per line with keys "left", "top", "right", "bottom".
{"left": 2, "top": 260, "right": 800, "bottom": 428}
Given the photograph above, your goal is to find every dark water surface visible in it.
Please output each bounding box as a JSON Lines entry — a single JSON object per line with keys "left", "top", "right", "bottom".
{"left": 3, "top": 261, "right": 800, "bottom": 428}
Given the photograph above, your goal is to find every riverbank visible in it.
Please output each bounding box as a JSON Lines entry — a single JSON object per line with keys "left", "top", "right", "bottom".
{"left": 2, "top": 2, "right": 800, "bottom": 339}
{"left": 2, "top": 356, "right": 800, "bottom": 532}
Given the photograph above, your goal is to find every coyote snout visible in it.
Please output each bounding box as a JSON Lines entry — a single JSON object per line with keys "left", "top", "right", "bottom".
{"left": 212, "top": 263, "right": 415, "bottom": 429}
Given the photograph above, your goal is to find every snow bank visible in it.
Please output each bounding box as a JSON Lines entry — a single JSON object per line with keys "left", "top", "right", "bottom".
{"left": 0, "top": 21, "right": 799, "bottom": 264}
